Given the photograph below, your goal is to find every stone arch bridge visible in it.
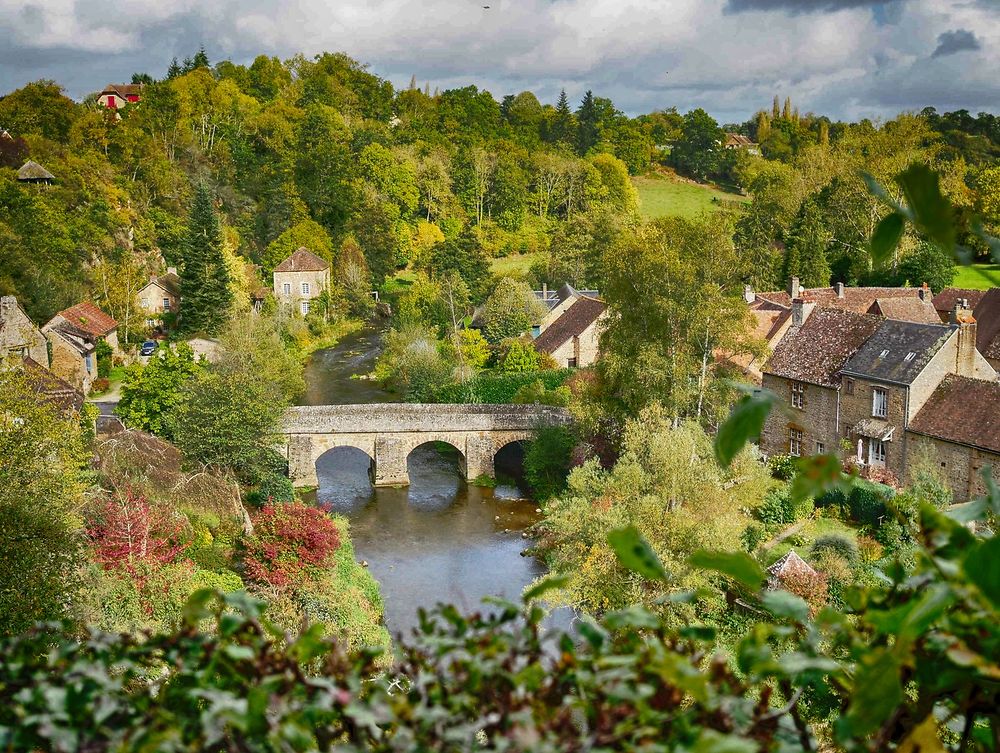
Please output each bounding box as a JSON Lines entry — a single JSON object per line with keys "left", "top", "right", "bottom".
{"left": 280, "top": 403, "right": 572, "bottom": 487}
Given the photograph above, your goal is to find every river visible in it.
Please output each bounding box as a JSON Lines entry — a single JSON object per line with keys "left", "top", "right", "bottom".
{"left": 299, "top": 327, "right": 558, "bottom": 639}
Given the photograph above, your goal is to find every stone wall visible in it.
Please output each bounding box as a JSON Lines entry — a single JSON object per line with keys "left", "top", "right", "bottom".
{"left": 759, "top": 375, "right": 841, "bottom": 458}
{"left": 905, "top": 432, "right": 1000, "bottom": 502}
{"left": 273, "top": 269, "right": 330, "bottom": 313}
{"left": 0, "top": 296, "right": 47, "bottom": 365}
{"left": 47, "top": 334, "right": 94, "bottom": 393}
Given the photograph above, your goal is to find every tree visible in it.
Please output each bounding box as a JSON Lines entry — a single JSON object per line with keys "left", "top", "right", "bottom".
{"left": 497, "top": 338, "right": 540, "bottom": 372}
{"left": 781, "top": 198, "right": 831, "bottom": 288}
{"left": 894, "top": 241, "right": 956, "bottom": 293}
{"left": 549, "top": 89, "right": 576, "bottom": 146}
{"left": 117, "top": 343, "right": 202, "bottom": 439}
{"left": 671, "top": 109, "right": 724, "bottom": 181}
{"left": 588, "top": 153, "right": 639, "bottom": 215}
{"left": 262, "top": 219, "right": 334, "bottom": 274}
{"left": 93, "top": 254, "right": 147, "bottom": 344}
{"left": 0, "top": 80, "right": 78, "bottom": 141}
{"left": 178, "top": 184, "right": 232, "bottom": 335}
{"left": 0, "top": 368, "right": 86, "bottom": 635}
{"left": 428, "top": 228, "right": 492, "bottom": 303}
{"left": 575, "top": 90, "right": 599, "bottom": 155}
{"left": 480, "top": 277, "right": 545, "bottom": 344}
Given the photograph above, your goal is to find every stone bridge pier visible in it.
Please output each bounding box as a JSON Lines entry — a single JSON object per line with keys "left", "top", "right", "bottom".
{"left": 280, "top": 403, "right": 572, "bottom": 488}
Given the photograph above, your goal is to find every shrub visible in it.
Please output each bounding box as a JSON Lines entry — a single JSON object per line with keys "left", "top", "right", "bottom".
{"left": 497, "top": 338, "right": 540, "bottom": 372}
{"left": 91, "top": 377, "right": 111, "bottom": 394}
{"left": 754, "top": 487, "right": 812, "bottom": 527}
{"left": 244, "top": 502, "right": 341, "bottom": 587}
{"left": 512, "top": 379, "right": 572, "bottom": 407}
{"left": 856, "top": 535, "right": 884, "bottom": 564}
{"left": 847, "top": 480, "right": 893, "bottom": 526}
{"left": 524, "top": 425, "right": 576, "bottom": 500}
{"left": 252, "top": 473, "right": 296, "bottom": 504}
{"left": 767, "top": 454, "right": 796, "bottom": 480}
{"left": 811, "top": 533, "right": 858, "bottom": 565}
{"left": 434, "top": 369, "right": 572, "bottom": 404}
{"left": 778, "top": 567, "right": 828, "bottom": 616}
{"left": 86, "top": 489, "right": 188, "bottom": 577}
{"left": 740, "top": 522, "right": 767, "bottom": 552}
{"left": 95, "top": 339, "right": 113, "bottom": 379}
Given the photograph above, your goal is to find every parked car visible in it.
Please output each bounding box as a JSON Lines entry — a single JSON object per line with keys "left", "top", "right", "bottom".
{"left": 139, "top": 340, "right": 158, "bottom": 357}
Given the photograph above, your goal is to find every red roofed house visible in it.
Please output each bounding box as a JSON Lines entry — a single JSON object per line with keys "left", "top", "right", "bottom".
{"left": 42, "top": 302, "right": 119, "bottom": 394}
{"left": 533, "top": 295, "right": 607, "bottom": 368}
{"left": 272, "top": 248, "right": 331, "bottom": 316}
{"left": 98, "top": 83, "right": 143, "bottom": 110}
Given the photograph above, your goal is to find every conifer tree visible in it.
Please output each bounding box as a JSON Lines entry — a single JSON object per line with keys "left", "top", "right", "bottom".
{"left": 782, "top": 96, "right": 792, "bottom": 120}
{"left": 781, "top": 198, "right": 830, "bottom": 288}
{"left": 552, "top": 89, "right": 575, "bottom": 146}
{"left": 179, "top": 184, "right": 231, "bottom": 335}
{"left": 167, "top": 57, "right": 181, "bottom": 79}
{"left": 772, "top": 95, "right": 781, "bottom": 120}
{"left": 191, "top": 47, "right": 210, "bottom": 70}
{"left": 409, "top": 74, "right": 417, "bottom": 91}
{"left": 423, "top": 82, "right": 431, "bottom": 96}
{"left": 576, "top": 90, "right": 599, "bottom": 156}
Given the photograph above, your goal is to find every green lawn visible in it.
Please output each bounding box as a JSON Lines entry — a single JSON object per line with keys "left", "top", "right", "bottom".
{"left": 633, "top": 174, "right": 747, "bottom": 220}
{"left": 491, "top": 251, "right": 545, "bottom": 277}
{"left": 952, "top": 263, "right": 1000, "bottom": 290}
{"left": 763, "top": 516, "right": 859, "bottom": 566}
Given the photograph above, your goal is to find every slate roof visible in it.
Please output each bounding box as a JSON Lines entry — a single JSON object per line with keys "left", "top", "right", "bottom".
{"left": 763, "top": 307, "right": 882, "bottom": 388}
{"left": 146, "top": 271, "right": 181, "bottom": 298}
{"left": 933, "top": 287, "right": 986, "bottom": 317}
{"left": 755, "top": 286, "right": 920, "bottom": 314}
{"left": 53, "top": 301, "right": 117, "bottom": 337}
{"left": 18, "top": 357, "right": 84, "bottom": 413}
{"left": 16, "top": 160, "right": 55, "bottom": 182}
{"left": 909, "top": 374, "right": 1000, "bottom": 454}
{"left": 841, "top": 319, "right": 954, "bottom": 385}
{"left": 869, "top": 297, "right": 941, "bottom": 324}
{"left": 47, "top": 322, "right": 96, "bottom": 355}
{"left": 273, "top": 247, "right": 330, "bottom": 273}
{"left": 972, "top": 288, "right": 1000, "bottom": 361}
{"left": 534, "top": 296, "right": 606, "bottom": 354}
{"left": 533, "top": 284, "right": 600, "bottom": 311}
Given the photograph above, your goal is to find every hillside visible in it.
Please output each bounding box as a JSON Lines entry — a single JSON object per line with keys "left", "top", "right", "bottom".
{"left": 633, "top": 172, "right": 747, "bottom": 220}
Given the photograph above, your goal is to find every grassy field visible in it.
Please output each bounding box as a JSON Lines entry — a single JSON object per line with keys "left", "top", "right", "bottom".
{"left": 491, "top": 251, "right": 545, "bottom": 277}
{"left": 952, "top": 263, "right": 1000, "bottom": 290}
{"left": 633, "top": 174, "right": 747, "bottom": 220}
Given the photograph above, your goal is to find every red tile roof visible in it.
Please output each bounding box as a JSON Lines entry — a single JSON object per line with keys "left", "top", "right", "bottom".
{"left": 868, "top": 297, "right": 941, "bottom": 324}
{"left": 932, "top": 287, "right": 986, "bottom": 316}
{"left": 756, "top": 286, "right": 921, "bottom": 313}
{"left": 273, "top": 247, "right": 330, "bottom": 273}
{"left": 18, "top": 357, "right": 84, "bottom": 413}
{"left": 972, "top": 289, "right": 1000, "bottom": 361}
{"left": 534, "top": 297, "right": 606, "bottom": 354}
{"left": 763, "top": 307, "right": 882, "bottom": 388}
{"left": 909, "top": 374, "right": 1000, "bottom": 454}
{"left": 54, "top": 301, "right": 117, "bottom": 337}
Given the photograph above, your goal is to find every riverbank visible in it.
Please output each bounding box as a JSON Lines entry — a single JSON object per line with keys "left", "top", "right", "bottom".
{"left": 292, "top": 317, "right": 366, "bottom": 362}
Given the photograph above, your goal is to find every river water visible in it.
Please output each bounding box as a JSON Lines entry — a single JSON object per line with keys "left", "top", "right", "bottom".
{"left": 299, "top": 328, "right": 555, "bottom": 639}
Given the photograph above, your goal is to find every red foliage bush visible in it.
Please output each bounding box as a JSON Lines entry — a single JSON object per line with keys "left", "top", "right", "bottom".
{"left": 779, "top": 569, "right": 829, "bottom": 616}
{"left": 92, "top": 377, "right": 111, "bottom": 393}
{"left": 244, "top": 502, "right": 341, "bottom": 587}
{"left": 87, "top": 488, "right": 188, "bottom": 577}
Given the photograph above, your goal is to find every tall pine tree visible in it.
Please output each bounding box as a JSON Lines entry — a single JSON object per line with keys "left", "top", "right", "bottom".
{"left": 551, "top": 89, "right": 575, "bottom": 146}
{"left": 576, "top": 90, "right": 599, "bottom": 156}
{"left": 781, "top": 198, "right": 830, "bottom": 288}
{"left": 179, "top": 184, "right": 231, "bottom": 335}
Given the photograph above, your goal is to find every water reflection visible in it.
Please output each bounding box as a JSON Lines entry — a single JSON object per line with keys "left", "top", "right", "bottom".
{"left": 310, "top": 443, "right": 547, "bottom": 637}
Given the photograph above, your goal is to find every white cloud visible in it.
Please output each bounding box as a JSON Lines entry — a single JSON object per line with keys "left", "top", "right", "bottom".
{"left": 0, "top": 0, "right": 996, "bottom": 121}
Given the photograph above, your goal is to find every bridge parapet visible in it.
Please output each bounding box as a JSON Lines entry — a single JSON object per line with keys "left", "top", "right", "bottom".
{"left": 280, "top": 403, "right": 572, "bottom": 488}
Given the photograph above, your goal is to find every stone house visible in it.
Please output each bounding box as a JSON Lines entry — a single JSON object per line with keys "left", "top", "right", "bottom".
{"left": 97, "top": 83, "right": 143, "bottom": 110}
{"left": 533, "top": 296, "right": 607, "bottom": 368}
{"left": 866, "top": 292, "right": 940, "bottom": 324}
{"left": 15, "top": 356, "right": 84, "bottom": 414}
{"left": 760, "top": 306, "right": 882, "bottom": 458}
{"left": 273, "top": 248, "right": 331, "bottom": 316}
{"left": 907, "top": 374, "right": 1000, "bottom": 501}
{"left": 43, "top": 321, "right": 98, "bottom": 394}
{"left": 45, "top": 301, "right": 120, "bottom": 353}
{"left": 0, "top": 295, "right": 48, "bottom": 365}
{"left": 968, "top": 289, "right": 1000, "bottom": 372}
{"left": 138, "top": 267, "right": 181, "bottom": 326}
{"left": 531, "top": 284, "right": 601, "bottom": 337}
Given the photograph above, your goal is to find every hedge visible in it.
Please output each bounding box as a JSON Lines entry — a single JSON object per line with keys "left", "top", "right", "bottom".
{"left": 433, "top": 368, "right": 573, "bottom": 404}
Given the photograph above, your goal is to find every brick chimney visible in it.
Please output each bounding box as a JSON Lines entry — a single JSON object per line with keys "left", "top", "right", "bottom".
{"left": 791, "top": 298, "right": 816, "bottom": 327}
{"left": 835, "top": 282, "right": 845, "bottom": 299}
{"left": 787, "top": 276, "right": 800, "bottom": 299}
{"left": 918, "top": 282, "right": 930, "bottom": 302}
{"left": 743, "top": 284, "right": 756, "bottom": 304}
{"left": 951, "top": 299, "right": 978, "bottom": 376}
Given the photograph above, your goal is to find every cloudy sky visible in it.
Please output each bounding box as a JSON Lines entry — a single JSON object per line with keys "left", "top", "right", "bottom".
{"left": 1, "top": 0, "right": 997, "bottom": 122}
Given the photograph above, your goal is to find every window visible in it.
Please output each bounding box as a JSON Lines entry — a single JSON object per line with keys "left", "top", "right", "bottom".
{"left": 879, "top": 349, "right": 890, "bottom": 358}
{"left": 790, "top": 381, "right": 805, "bottom": 409}
{"left": 162, "top": 297, "right": 171, "bottom": 311}
{"left": 904, "top": 352, "right": 916, "bottom": 362}
{"left": 868, "top": 439, "right": 886, "bottom": 467}
{"left": 282, "top": 283, "right": 291, "bottom": 295}
{"left": 300, "top": 300, "right": 310, "bottom": 315}
{"left": 872, "top": 387, "right": 887, "bottom": 418}
{"left": 531, "top": 325, "right": 541, "bottom": 338}
{"left": 85, "top": 354, "right": 93, "bottom": 373}
{"left": 567, "top": 358, "right": 578, "bottom": 368}
{"left": 815, "top": 441, "right": 825, "bottom": 454}
{"left": 301, "top": 282, "right": 311, "bottom": 295}
{"left": 845, "top": 378, "right": 855, "bottom": 395}
{"left": 789, "top": 428, "right": 803, "bottom": 457}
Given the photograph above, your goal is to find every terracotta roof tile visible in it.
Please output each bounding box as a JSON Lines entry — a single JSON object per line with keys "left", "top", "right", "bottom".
{"left": 273, "top": 247, "right": 330, "bottom": 273}
{"left": 54, "top": 301, "right": 117, "bottom": 337}
{"left": 972, "top": 289, "right": 1000, "bottom": 360}
{"left": 756, "top": 286, "right": 920, "bottom": 314}
{"left": 909, "top": 374, "right": 1000, "bottom": 454}
{"left": 869, "top": 297, "right": 941, "bottom": 324}
{"left": 763, "top": 307, "right": 882, "bottom": 388}
{"left": 932, "top": 287, "right": 986, "bottom": 315}
{"left": 534, "top": 297, "right": 606, "bottom": 354}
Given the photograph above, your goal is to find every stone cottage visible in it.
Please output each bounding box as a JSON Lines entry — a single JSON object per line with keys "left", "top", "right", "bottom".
{"left": 533, "top": 295, "right": 607, "bottom": 368}
{"left": 532, "top": 284, "right": 601, "bottom": 337}
{"left": 138, "top": 267, "right": 181, "bottom": 327}
{"left": 45, "top": 301, "right": 120, "bottom": 353}
{"left": 0, "top": 295, "right": 48, "bottom": 365}
{"left": 273, "top": 248, "right": 331, "bottom": 315}
{"left": 42, "top": 321, "right": 98, "bottom": 394}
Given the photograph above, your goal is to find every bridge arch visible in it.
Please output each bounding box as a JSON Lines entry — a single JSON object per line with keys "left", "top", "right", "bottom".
{"left": 314, "top": 444, "right": 376, "bottom": 505}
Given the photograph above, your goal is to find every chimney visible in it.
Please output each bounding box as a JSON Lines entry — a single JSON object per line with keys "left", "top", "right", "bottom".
{"left": 167, "top": 266, "right": 178, "bottom": 276}
{"left": 743, "top": 284, "right": 756, "bottom": 304}
{"left": 951, "top": 300, "right": 978, "bottom": 376}
{"left": 919, "top": 282, "right": 929, "bottom": 302}
{"left": 835, "top": 282, "right": 845, "bottom": 299}
{"left": 150, "top": 274, "right": 158, "bottom": 284}
{"left": 0, "top": 295, "right": 16, "bottom": 316}
{"left": 791, "top": 298, "right": 815, "bottom": 327}
{"left": 787, "top": 276, "right": 800, "bottom": 300}
{"left": 542, "top": 282, "right": 548, "bottom": 299}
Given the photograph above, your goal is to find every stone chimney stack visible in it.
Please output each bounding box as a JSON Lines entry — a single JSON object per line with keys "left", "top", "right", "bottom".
{"left": 951, "top": 299, "right": 978, "bottom": 376}
{"left": 743, "top": 284, "right": 756, "bottom": 304}
{"left": 787, "top": 276, "right": 800, "bottom": 299}
{"left": 542, "top": 282, "right": 548, "bottom": 299}
{"left": 918, "top": 282, "right": 930, "bottom": 302}
{"left": 835, "top": 282, "right": 845, "bottom": 299}
{"left": 0, "top": 295, "right": 16, "bottom": 316}
{"left": 167, "top": 266, "right": 178, "bottom": 276}
{"left": 791, "top": 298, "right": 816, "bottom": 327}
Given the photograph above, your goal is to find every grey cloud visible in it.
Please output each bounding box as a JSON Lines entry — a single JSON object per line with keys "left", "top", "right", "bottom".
{"left": 724, "top": 0, "right": 900, "bottom": 13}
{"left": 931, "top": 29, "right": 981, "bottom": 58}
